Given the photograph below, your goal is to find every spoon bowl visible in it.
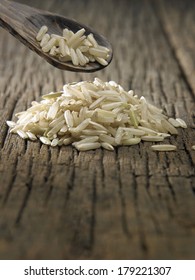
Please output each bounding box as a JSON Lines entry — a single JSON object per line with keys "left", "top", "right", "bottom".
{"left": 0, "top": 0, "right": 113, "bottom": 72}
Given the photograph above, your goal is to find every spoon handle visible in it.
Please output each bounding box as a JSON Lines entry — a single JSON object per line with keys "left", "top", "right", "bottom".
{"left": 0, "top": 1, "right": 24, "bottom": 34}
{"left": 0, "top": 0, "right": 38, "bottom": 36}
{"left": 0, "top": 0, "right": 40, "bottom": 52}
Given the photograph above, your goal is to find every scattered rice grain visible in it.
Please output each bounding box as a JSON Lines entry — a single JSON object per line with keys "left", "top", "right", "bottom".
{"left": 176, "top": 118, "right": 187, "bottom": 128}
{"left": 6, "top": 121, "right": 16, "bottom": 128}
{"left": 151, "top": 144, "right": 177, "bottom": 151}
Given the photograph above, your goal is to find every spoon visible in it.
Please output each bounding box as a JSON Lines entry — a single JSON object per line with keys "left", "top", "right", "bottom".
{"left": 0, "top": 0, "right": 113, "bottom": 72}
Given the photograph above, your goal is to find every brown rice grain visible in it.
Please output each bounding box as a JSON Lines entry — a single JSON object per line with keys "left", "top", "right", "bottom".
{"left": 36, "top": 26, "right": 48, "bottom": 41}
{"left": 176, "top": 118, "right": 187, "bottom": 128}
{"left": 40, "top": 136, "right": 51, "bottom": 145}
{"left": 101, "top": 142, "right": 114, "bottom": 151}
{"left": 75, "top": 142, "right": 101, "bottom": 151}
{"left": 141, "top": 135, "right": 164, "bottom": 142}
{"left": 151, "top": 144, "right": 177, "bottom": 151}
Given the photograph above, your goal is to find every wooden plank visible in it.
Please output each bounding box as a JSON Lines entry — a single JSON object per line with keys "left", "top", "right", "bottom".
{"left": 0, "top": 0, "right": 194, "bottom": 259}
{"left": 157, "top": 0, "right": 195, "bottom": 94}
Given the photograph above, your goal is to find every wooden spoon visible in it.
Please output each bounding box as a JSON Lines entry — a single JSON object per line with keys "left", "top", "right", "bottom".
{"left": 0, "top": 0, "right": 113, "bottom": 72}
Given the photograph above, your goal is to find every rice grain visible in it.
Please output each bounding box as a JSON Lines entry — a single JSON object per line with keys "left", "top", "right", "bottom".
{"left": 141, "top": 135, "right": 164, "bottom": 142}
{"left": 101, "top": 142, "right": 114, "bottom": 150}
{"left": 74, "top": 142, "right": 101, "bottom": 151}
{"left": 36, "top": 25, "right": 48, "bottom": 41}
{"left": 176, "top": 118, "right": 187, "bottom": 128}
{"left": 151, "top": 144, "right": 177, "bottom": 151}
{"left": 36, "top": 26, "right": 110, "bottom": 67}
{"left": 40, "top": 136, "right": 51, "bottom": 145}
{"left": 7, "top": 78, "right": 187, "bottom": 152}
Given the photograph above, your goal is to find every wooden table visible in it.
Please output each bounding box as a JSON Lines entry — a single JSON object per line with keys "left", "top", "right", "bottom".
{"left": 0, "top": 0, "right": 195, "bottom": 260}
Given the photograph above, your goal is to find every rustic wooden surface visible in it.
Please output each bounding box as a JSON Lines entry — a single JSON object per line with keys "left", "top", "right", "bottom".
{"left": 0, "top": 0, "right": 195, "bottom": 260}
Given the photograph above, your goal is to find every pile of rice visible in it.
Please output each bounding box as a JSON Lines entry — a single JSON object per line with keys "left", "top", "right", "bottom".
{"left": 7, "top": 78, "right": 187, "bottom": 151}
{"left": 36, "top": 26, "right": 110, "bottom": 66}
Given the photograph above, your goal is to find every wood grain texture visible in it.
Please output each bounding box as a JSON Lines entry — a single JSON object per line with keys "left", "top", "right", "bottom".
{"left": 0, "top": 0, "right": 195, "bottom": 260}
{"left": 157, "top": 0, "right": 195, "bottom": 94}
